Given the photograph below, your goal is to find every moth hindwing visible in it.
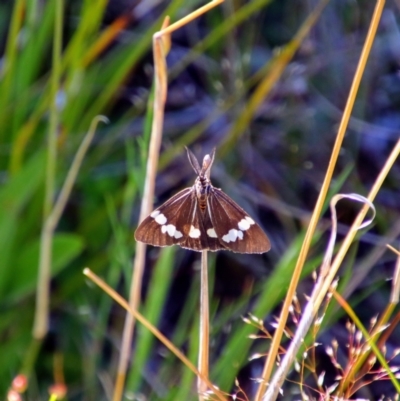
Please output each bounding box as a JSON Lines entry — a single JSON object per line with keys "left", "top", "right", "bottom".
{"left": 134, "top": 148, "right": 271, "bottom": 254}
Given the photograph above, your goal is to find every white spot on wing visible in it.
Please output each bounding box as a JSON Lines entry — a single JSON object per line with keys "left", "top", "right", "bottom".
{"left": 154, "top": 213, "right": 167, "bottom": 225}
{"left": 207, "top": 228, "right": 217, "bottom": 238}
{"left": 150, "top": 210, "right": 160, "bottom": 218}
{"left": 160, "top": 223, "right": 183, "bottom": 239}
{"left": 238, "top": 218, "right": 251, "bottom": 231}
{"left": 150, "top": 209, "right": 184, "bottom": 240}
{"left": 222, "top": 229, "right": 240, "bottom": 243}
{"left": 189, "top": 225, "right": 201, "bottom": 238}
{"left": 245, "top": 216, "right": 255, "bottom": 225}
{"left": 161, "top": 224, "right": 175, "bottom": 237}
{"left": 174, "top": 230, "right": 183, "bottom": 239}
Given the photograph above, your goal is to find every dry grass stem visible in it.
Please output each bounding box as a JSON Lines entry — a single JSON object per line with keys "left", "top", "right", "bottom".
{"left": 156, "top": 0, "right": 224, "bottom": 37}
{"left": 321, "top": 194, "right": 376, "bottom": 276}
{"left": 387, "top": 244, "right": 400, "bottom": 257}
{"left": 388, "top": 245, "right": 400, "bottom": 303}
{"left": 113, "top": 17, "right": 170, "bottom": 401}
{"left": 264, "top": 194, "right": 376, "bottom": 400}
{"left": 114, "top": 3, "right": 224, "bottom": 400}
{"left": 83, "top": 268, "right": 227, "bottom": 401}
{"left": 315, "top": 138, "right": 400, "bottom": 308}
{"left": 33, "top": 115, "right": 107, "bottom": 339}
{"left": 257, "top": 1, "right": 386, "bottom": 400}
{"left": 198, "top": 250, "right": 210, "bottom": 400}
{"left": 265, "top": 137, "right": 400, "bottom": 400}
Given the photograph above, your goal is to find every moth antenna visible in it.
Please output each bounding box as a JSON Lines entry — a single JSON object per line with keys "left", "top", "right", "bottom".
{"left": 202, "top": 148, "right": 216, "bottom": 179}
{"left": 185, "top": 146, "right": 202, "bottom": 175}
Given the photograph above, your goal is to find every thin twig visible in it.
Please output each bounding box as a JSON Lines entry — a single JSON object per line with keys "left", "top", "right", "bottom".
{"left": 157, "top": 0, "right": 224, "bottom": 37}
{"left": 198, "top": 250, "right": 210, "bottom": 400}
{"left": 113, "top": 20, "right": 169, "bottom": 400}
{"left": 389, "top": 245, "right": 400, "bottom": 303}
{"left": 255, "top": 1, "right": 386, "bottom": 399}
{"left": 263, "top": 193, "right": 376, "bottom": 398}
{"left": 84, "top": 268, "right": 227, "bottom": 401}
{"left": 114, "top": 3, "right": 224, "bottom": 400}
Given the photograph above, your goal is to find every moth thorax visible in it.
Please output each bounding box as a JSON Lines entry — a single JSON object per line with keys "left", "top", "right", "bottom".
{"left": 195, "top": 177, "right": 210, "bottom": 211}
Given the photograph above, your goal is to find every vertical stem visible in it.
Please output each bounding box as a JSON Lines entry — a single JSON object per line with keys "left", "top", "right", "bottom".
{"left": 113, "top": 25, "right": 169, "bottom": 401}
{"left": 255, "top": 1, "right": 385, "bottom": 399}
{"left": 114, "top": 4, "right": 224, "bottom": 399}
{"left": 33, "top": 0, "right": 63, "bottom": 340}
{"left": 198, "top": 250, "right": 210, "bottom": 400}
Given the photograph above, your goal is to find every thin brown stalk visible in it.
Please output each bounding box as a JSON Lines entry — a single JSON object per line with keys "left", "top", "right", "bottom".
{"left": 198, "top": 250, "right": 210, "bottom": 400}
{"left": 389, "top": 245, "right": 400, "bottom": 303}
{"left": 255, "top": 1, "right": 386, "bottom": 400}
{"left": 157, "top": 0, "right": 224, "bottom": 37}
{"left": 113, "top": 3, "right": 224, "bottom": 400}
{"left": 333, "top": 141, "right": 400, "bottom": 396}
{"left": 83, "top": 269, "right": 227, "bottom": 401}
{"left": 112, "top": 17, "right": 170, "bottom": 401}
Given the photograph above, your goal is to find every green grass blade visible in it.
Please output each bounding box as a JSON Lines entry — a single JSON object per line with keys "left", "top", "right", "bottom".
{"left": 126, "top": 247, "right": 176, "bottom": 391}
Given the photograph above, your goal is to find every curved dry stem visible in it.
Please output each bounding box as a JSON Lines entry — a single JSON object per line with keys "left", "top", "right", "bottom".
{"left": 320, "top": 193, "right": 375, "bottom": 277}
{"left": 264, "top": 194, "right": 376, "bottom": 400}
{"left": 264, "top": 138, "right": 400, "bottom": 400}
{"left": 256, "top": 1, "right": 386, "bottom": 400}
{"left": 84, "top": 268, "right": 227, "bottom": 401}
{"left": 33, "top": 115, "right": 108, "bottom": 340}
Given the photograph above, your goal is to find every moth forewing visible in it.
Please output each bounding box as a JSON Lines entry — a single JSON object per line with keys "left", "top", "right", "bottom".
{"left": 208, "top": 188, "right": 271, "bottom": 254}
{"left": 134, "top": 188, "right": 195, "bottom": 247}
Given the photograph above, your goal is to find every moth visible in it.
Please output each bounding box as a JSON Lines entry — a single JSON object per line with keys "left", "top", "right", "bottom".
{"left": 134, "top": 148, "right": 271, "bottom": 253}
